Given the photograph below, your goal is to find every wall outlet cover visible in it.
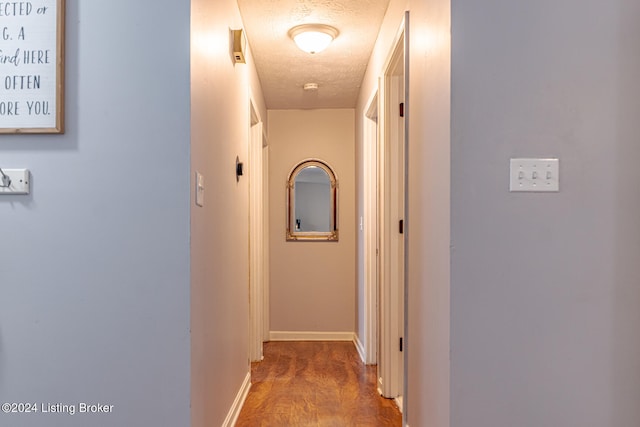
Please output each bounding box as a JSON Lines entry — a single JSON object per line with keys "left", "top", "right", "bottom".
{"left": 0, "top": 169, "right": 30, "bottom": 195}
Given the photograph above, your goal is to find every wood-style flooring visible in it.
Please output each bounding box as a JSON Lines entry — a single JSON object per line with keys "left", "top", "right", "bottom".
{"left": 236, "top": 341, "right": 402, "bottom": 427}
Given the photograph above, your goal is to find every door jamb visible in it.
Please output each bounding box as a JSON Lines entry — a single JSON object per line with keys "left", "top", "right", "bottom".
{"left": 378, "top": 12, "right": 408, "bottom": 405}
{"left": 363, "top": 89, "right": 379, "bottom": 365}
{"left": 249, "top": 96, "right": 267, "bottom": 363}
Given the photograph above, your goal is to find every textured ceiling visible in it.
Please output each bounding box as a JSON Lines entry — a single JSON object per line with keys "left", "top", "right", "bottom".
{"left": 237, "top": 0, "right": 391, "bottom": 110}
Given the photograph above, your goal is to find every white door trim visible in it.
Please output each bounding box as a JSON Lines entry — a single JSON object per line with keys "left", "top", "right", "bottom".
{"left": 262, "top": 141, "right": 270, "bottom": 344}
{"left": 249, "top": 98, "right": 265, "bottom": 362}
{"left": 401, "top": 12, "right": 410, "bottom": 422}
{"left": 363, "top": 88, "right": 379, "bottom": 365}
{"left": 378, "top": 13, "right": 408, "bottom": 401}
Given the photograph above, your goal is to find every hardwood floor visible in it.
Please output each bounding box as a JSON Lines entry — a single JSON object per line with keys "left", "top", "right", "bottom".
{"left": 236, "top": 341, "right": 402, "bottom": 427}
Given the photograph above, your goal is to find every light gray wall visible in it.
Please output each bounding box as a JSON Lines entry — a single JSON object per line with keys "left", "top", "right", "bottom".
{"left": 451, "top": 1, "right": 640, "bottom": 426}
{"left": 0, "top": 1, "right": 191, "bottom": 426}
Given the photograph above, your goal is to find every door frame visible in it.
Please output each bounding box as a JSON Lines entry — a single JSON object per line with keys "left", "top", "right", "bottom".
{"left": 249, "top": 96, "right": 268, "bottom": 362}
{"left": 363, "top": 89, "right": 379, "bottom": 365}
{"left": 377, "top": 12, "right": 408, "bottom": 406}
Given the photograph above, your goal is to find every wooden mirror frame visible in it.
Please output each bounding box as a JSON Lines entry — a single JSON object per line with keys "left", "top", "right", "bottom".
{"left": 286, "top": 159, "right": 338, "bottom": 241}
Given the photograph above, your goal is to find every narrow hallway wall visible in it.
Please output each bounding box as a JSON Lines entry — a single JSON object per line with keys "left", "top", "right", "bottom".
{"left": 190, "top": 0, "right": 267, "bottom": 425}
{"left": 356, "top": 1, "right": 451, "bottom": 425}
{"left": 268, "top": 109, "right": 356, "bottom": 337}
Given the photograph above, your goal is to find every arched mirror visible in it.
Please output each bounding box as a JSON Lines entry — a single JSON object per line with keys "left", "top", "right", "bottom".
{"left": 287, "top": 159, "right": 338, "bottom": 241}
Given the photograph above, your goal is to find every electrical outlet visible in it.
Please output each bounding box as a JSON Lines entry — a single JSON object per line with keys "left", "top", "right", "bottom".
{"left": 0, "top": 169, "right": 30, "bottom": 195}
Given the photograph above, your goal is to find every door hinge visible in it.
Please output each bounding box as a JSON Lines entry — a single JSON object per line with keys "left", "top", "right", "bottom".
{"left": 399, "top": 219, "right": 404, "bottom": 234}
{"left": 400, "top": 337, "right": 404, "bottom": 352}
{"left": 399, "top": 102, "right": 404, "bottom": 117}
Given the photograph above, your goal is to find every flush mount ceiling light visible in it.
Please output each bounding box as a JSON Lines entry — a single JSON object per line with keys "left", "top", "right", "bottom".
{"left": 288, "top": 24, "right": 339, "bottom": 54}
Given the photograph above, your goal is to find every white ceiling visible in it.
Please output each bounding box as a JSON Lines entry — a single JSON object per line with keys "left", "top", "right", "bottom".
{"left": 237, "top": 0, "right": 391, "bottom": 110}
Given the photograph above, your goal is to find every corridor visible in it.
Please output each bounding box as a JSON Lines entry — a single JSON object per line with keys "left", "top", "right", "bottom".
{"left": 236, "top": 341, "right": 402, "bottom": 426}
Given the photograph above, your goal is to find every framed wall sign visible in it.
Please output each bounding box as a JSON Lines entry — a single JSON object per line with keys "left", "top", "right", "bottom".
{"left": 0, "top": 0, "right": 65, "bottom": 134}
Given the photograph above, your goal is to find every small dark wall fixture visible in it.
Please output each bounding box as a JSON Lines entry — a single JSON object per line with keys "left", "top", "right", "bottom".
{"left": 236, "top": 156, "right": 244, "bottom": 182}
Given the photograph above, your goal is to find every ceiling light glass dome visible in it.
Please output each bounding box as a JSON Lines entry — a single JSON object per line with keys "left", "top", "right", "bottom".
{"left": 289, "top": 24, "right": 339, "bottom": 54}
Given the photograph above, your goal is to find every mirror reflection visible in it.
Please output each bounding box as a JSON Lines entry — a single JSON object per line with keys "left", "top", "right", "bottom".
{"left": 287, "top": 159, "right": 338, "bottom": 241}
{"left": 295, "top": 166, "right": 330, "bottom": 232}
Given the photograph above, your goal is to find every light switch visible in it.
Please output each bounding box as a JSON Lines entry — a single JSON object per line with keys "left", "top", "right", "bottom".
{"left": 195, "top": 171, "right": 205, "bottom": 207}
{"left": 510, "top": 158, "right": 559, "bottom": 192}
{"left": 0, "top": 169, "right": 30, "bottom": 195}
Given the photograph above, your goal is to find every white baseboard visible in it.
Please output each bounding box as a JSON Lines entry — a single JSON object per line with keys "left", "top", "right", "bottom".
{"left": 395, "top": 395, "right": 403, "bottom": 413}
{"left": 221, "top": 372, "right": 251, "bottom": 427}
{"left": 353, "top": 334, "right": 366, "bottom": 363}
{"left": 269, "top": 331, "right": 355, "bottom": 341}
